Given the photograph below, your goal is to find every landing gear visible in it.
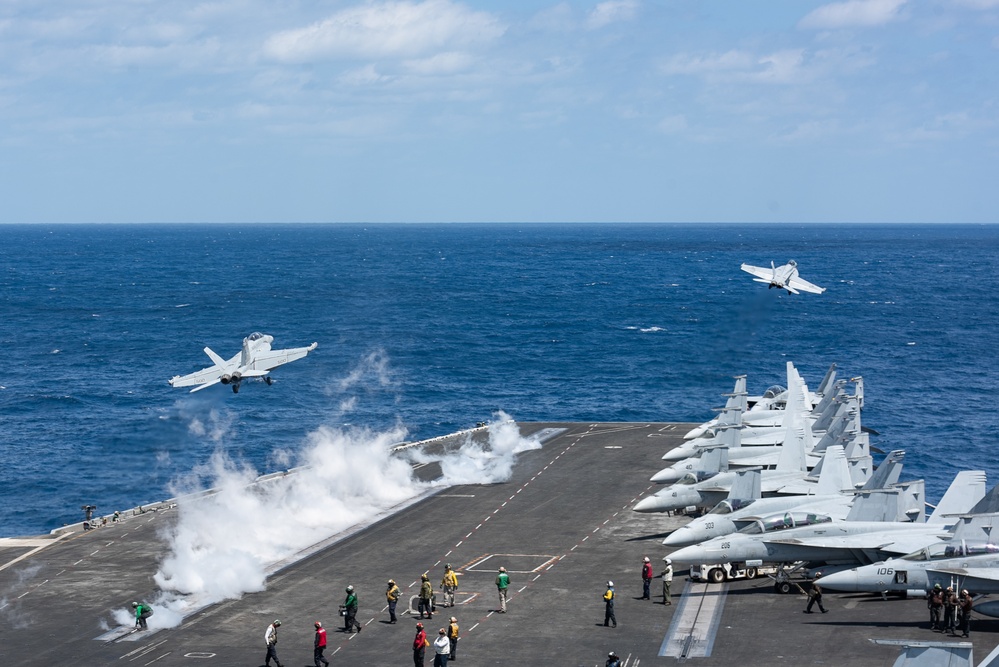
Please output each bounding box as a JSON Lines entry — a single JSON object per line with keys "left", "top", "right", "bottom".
{"left": 264, "top": 376, "right": 273, "bottom": 386}
{"left": 232, "top": 382, "right": 240, "bottom": 394}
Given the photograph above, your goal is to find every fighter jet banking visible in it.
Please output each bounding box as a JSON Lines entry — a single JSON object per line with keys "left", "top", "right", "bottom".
{"left": 169, "top": 332, "right": 318, "bottom": 393}
{"left": 741, "top": 260, "right": 825, "bottom": 295}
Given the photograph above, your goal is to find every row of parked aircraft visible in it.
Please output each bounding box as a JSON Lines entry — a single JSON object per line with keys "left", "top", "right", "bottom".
{"left": 640, "top": 362, "right": 999, "bottom": 619}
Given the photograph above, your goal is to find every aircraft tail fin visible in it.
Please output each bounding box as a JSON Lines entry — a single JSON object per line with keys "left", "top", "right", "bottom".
{"left": 949, "top": 511, "right": 999, "bottom": 542}
{"left": 812, "top": 393, "right": 850, "bottom": 433}
{"left": 811, "top": 381, "right": 846, "bottom": 422}
{"left": 727, "top": 468, "right": 762, "bottom": 500}
{"left": 815, "top": 363, "right": 838, "bottom": 398}
{"left": 848, "top": 480, "right": 924, "bottom": 522}
{"left": 847, "top": 454, "right": 873, "bottom": 488}
{"left": 814, "top": 445, "right": 852, "bottom": 495}
{"left": 696, "top": 445, "right": 729, "bottom": 473}
{"left": 893, "top": 479, "right": 926, "bottom": 523}
{"left": 927, "top": 471, "right": 988, "bottom": 523}
{"left": 861, "top": 450, "right": 905, "bottom": 490}
{"left": 204, "top": 346, "right": 227, "bottom": 368}
{"left": 967, "top": 482, "right": 999, "bottom": 515}
{"left": 775, "top": 368, "right": 810, "bottom": 472}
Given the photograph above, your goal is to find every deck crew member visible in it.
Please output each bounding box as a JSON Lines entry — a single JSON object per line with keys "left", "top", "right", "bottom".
{"left": 447, "top": 616, "right": 459, "bottom": 660}
{"left": 313, "top": 621, "right": 329, "bottom": 667}
{"left": 343, "top": 585, "right": 361, "bottom": 633}
{"left": 131, "top": 602, "right": 153, "bottom": 630}
{"left": 661, "top": 558, "right": 674, "bottom": 605}
{"left": 419, "top": 574, "right": 434, "bottom": 619}
{"left": 433, "top": 628, "right": 451, "bottom": 667}
{"left": 441, "top": 564, "right": 459, "bottom": 608}
{"left": 927, "top": 583, "right": 944, "bottom": 630}
{"left": 958, "top": 590, "right": 973, "bottom": 638}
{"left": 641, "top": 556, "right": 653, "bottom": 600}
{"left": 804, "top": 575, "right": 828, "bottom": 614}
{"left": 387, "top": 579, "right": 401, "bottom": 623}
{"left": 496, "top": 567, "right": 510, "bottom": 613}
{"left": 264, "top": 619, "right": 283, "bottom": 667}
{"left": 413, "top": 622, "right": 428, "bottom": 667}
{"left": 603, "top": 581, "right": 617, "bottom": 627}
{"left": 943, "top": 586, "right": 957, "bottom": 634}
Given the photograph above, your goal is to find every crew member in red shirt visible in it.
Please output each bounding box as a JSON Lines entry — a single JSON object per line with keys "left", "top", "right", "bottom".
{"left": 413, "top": 622, "right": 428, "bottom": 667}
{"left": 314, "top": 621, "right": 329, "bottom": 667}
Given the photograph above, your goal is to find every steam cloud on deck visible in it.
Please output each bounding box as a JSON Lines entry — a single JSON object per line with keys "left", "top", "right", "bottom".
{"left": 133, "top": 410, "right": 540, "bottom": 629}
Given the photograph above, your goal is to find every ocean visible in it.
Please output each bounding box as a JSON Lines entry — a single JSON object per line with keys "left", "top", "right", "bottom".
{"left": 1, "top": 223, "right": 997, "bottom": 538}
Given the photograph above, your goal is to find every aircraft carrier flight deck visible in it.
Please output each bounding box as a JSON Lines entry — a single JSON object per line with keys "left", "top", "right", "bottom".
{"left": 2, "top": 422, "right": 992, "bottom": 666}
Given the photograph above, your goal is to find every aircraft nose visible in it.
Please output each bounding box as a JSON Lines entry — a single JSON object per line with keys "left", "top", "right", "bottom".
{"left": 666, "top": 545, "right": 703, "bottom": 565}
{"left": 650, "top": 468, "right": 681, "bottom": 484}
{"left": 684, "top": 426, "right": 708, "bottom": 440}
{"left": 815, "top": 569, "right": 860, "bottom": 592}
{"left": 662, "top": 527, "right": 697, "bottom": 547}
{"left": 662, "top": 447, "right": 694, "bottom": 462}
{"left": 633, "top": 495, "right": 666, "bottom": 513}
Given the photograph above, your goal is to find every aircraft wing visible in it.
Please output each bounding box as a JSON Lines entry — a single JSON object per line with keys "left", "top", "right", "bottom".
{"left": 245, "top": 342, "right": 318, "bottom": 373}
{"left": 767, "top": 530, "right": 946, "bottom": 556}
{"left": 740, "top": 264, "right": 773, "bottom": 281}
{"left": 787, "top": 275, "right": 826, "bottom": 295}
{"left": 168, "top": 348, "right": 240, "bottom": 392}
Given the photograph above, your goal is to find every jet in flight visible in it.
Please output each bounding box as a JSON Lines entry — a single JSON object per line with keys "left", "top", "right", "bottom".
{"left": 169, "top": 332, "right": 318, "bottom": 393}
{"left": 741, "top": 260, "right": 825, "bottom": 295}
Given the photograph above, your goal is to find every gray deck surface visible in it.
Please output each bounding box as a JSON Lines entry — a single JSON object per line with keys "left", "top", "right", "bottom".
{"left": 2, "top": 422, "right": 995, "bottom": 666}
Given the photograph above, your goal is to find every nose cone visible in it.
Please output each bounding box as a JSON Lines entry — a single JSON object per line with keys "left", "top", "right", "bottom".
{"left": 651, "top": 467, "right": 682, "bottom": 484}
{"left": 634, "top": 488, "right": 699, "bottom": 513}
{"left": 666, "top": 544, "right": 707, "bottom": 565}
{"left": 662, "top": 444, "right": 697, "bottom": 461}
{"left": 684, "top": 425, "right": 709, "bottom": 440}
{"left": 813, "top": 569, "right": 861, "bottom": 592}
{"left": 633, "top": 495, "right": 668, "bottom": 513}
{"left": 662, "top": 524, "right": 710, "bottom": 548}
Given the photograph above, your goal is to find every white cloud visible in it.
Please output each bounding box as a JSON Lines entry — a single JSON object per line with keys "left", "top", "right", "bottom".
{"left": 263, "top": 0, "right": 506, "bottom": 63}
{"left": 660, "top": 49, "right": 808, "bottom": 84}
{"left": 338, "top": 64, "right": 393, "bottom": 86}
{"left": 799, "top": 0, "right": 908, "bottom": 30}
{"left": 403, "top": 51, "right": 475, "bottom": 75}
{"left": 587, "top": 0, "right": 640, "bottom": 30}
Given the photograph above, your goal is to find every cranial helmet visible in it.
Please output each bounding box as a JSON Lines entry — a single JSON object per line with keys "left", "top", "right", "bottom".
{"left": 346, "top": 585, "right": 354, "bottom": 592}
{"left": 607, "top": 580, "right": 614, "bottom": 587}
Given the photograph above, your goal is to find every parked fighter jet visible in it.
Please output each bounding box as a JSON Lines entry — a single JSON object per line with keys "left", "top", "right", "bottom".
{"left": 169, "top": 332, "right": 318, "bottom": 393}
{"left": 741, "top": 259, "right": 825, "bottom": 295}
{"left": 665, "top": 471, "right": 985, "bottom": 569}
{"left": 817, "top": 537, "right": 999, "bottom": 594}
{"left": 661, "top": 449, "right": 905, "bottom": 548}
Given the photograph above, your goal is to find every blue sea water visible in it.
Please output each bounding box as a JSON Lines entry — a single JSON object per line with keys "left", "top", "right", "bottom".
{"left": 1, "top": 223, "right": 997, "bottom": 538}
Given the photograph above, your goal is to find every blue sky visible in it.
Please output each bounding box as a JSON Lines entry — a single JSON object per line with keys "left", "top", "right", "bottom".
{"left": 1, "top": 0, "right": 997, "bottom": 223}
